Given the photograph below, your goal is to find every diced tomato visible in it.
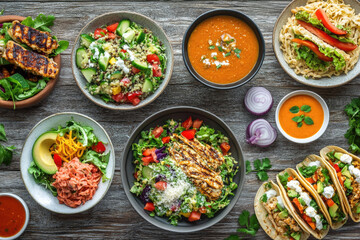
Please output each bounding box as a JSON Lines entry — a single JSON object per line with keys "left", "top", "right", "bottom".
{"left": 297, "top": 20, "right": 357, "bottom": 52}
{"left": 162, "top": 136, "right": 170, "bottom": 144}
{"left": 308, "top": 221, "right": 316, "bottom": 230}
{"left": 144, "top": 202, "right": 155, "bottom": 211}
{"left": 155, "top": 181, "right": 167, "bottom": 191}
{"left": 192, "top": 119, "right": 203, "bottom": 129}
{"left": 182, "top": 116, "right": 193, "bottom": 130}
{"left": 292, "top": 198, "right": 304, "bottom": 214}
{"left": 126, "top": 91, "right": 142, "bottom": 101}
{"left": 143, "top": 148, "right": 156, "bottom": 157}
{"left": 94, "top": 28, "right": 107, "bottom": 39}
{"left": 326, "top": 199, "right": 335, "bottom": 207}
{"left": 292, "top": 38, "right": 333, "bottom": 61}
{"left": 141, "top": 156, "right": 153, "bottom": 166}
{"left": 220, "top": 142, "right": 231, "bottom": 155}
{"left": 306, "top": 177, "right": 316, "bottom": 184}
{"left": 152, "top": 126, "right": 164, "bottom": 138}
{"left": 53, "top": 154, "right": 62, "bottom": 168}
{"left": 106, "top": 23, "right": 119, "bottom": 33}
{"left": 337, "top": 172, "right": 344, "bottom": 187}
{"left": 107, "top": 33, "right": 116, "bottom": 39}
{"left": 199, "top": 206, "right": 207, "bottom": 214}
{"left": 130, "top": 97, "right": 140, "bottom": 106}
{"left": 134, "top": 172, "right": 139, "bottom": 179}
{"left": 132, "top": 67, "right": 140, "bottom": 74}
{"left": 314, "top": 172, "right": 318, "bottom": 182}
{"left": 315, "top": 9, "right": 347, "bottom": 35}
{"left": 120, "top": 49, "right": 127, "bottom": 53}
{"left": 188, "top": 211, "right": 201, "bottom": 222}
{"left": 147, "top": 54, "right": 160, "bottom": 64}
{"left": 152, "top": 64, "right": 162, "bottom": 77}
{"left": 290, "top": 237, "right": 295, "bottom": 240}
{"left": 288, "top": 176, "right": 294, "bottom": 181}
{"left": 181, "top": 129, "right": 196, "bottom": 140}
{"left": 313, "top": 184, "right": 317, "bottom": 190}
{"left": 333, "top": 164, "right": 341, "bottom": 173}
{"left": 112, "top": 93, "right": 126, "bottom": 103}
{"left": 120, "top": 77, "right": 131, "bottom": 87}
{"left": 92, "top": 141, "right": 106, "bottom": 153}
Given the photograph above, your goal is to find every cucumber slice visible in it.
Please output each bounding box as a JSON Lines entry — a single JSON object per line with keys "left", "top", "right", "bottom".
{"left": 136, "top": 31, "right": 145, "bottom": 43}
{"left": 76, "top": 48, "right": 88, "bottom": 69}
{"left": 123, "top": 29, "right": 135, "bottom": 43}
{"left": 81, "top": 68, "right": 97, "bottom": 82}
{"left": 110, "top": 71, "right": 122, "bottom": 80}
{"left": 142, "top": 166, "right": 153, "bottom": 179}
{"left": 132, "top": 59, "right": 148, "bottom": 70}
{"left": 98, "top": 53, "right": 110, "bottom": 71}
{"left": 116, "top": 19, "right": 131, "bottom": 36}
{"left": 142, "top": 79, "right": 153, "bottom": 93}
{"left": 80, "top": 34, "right": 95, "bottom": 48}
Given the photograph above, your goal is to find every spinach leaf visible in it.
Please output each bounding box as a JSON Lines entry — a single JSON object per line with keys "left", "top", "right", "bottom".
{"left": 0, "top": 145, "right": 15, "bottom": 166}
{"left": 28, "top": 161, "right": 57, "bottom": 196}
{"left": 23, "top": 14, "right": 55, "bottom": 33}
{"left": 50, "top": 40, "right": 69, "bottom": 57}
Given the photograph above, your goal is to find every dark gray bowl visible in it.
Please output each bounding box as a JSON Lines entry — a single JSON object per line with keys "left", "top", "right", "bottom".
{"left": 121, "top": 106, "right": 245, "bottom": 232}
{"left": 182, "top": 9, "right": 265, "bottom": 90}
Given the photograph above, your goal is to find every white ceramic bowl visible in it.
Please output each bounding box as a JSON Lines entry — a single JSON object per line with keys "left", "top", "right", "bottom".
{"left": 0, "top": 193, "right": 29, "bottom": 240}
{"left": 275, "top": 90, "right": 329, "bottom": 144}
{"left": 20, "top": 112, "right": 115, "bottom": 214}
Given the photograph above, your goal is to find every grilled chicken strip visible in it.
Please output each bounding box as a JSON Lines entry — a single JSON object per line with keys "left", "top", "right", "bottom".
{"left": 3, "top": 41, "right": 59, "bottom": 78}
{"left": 8, "top": 20, "right": 58, "bottom": 55}
{"left": 172, "top": 134, "right": 225, "bottom": 171}
{"left": 169, "top": 142, "right": 224, "bottom": 200}
{"left": 0, "top": 67, "right": 10, "bottom": 80}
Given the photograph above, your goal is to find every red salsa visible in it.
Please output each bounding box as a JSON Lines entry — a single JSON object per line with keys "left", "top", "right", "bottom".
{"left": 0, "top": 196, "right": 26, "bottom": 237}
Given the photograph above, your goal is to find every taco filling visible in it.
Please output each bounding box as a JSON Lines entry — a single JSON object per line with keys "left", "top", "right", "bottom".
{"left": 279, "top": 172, "right": 328, "bottom": 232}
{"left": 260, "top": 183, "right": 303, "bottom": 240}
{"left": 326, "top": 151, "right": 360, "bottom": 214}
{"left": 298, "top": 160, "right": 346, "bottom": 223}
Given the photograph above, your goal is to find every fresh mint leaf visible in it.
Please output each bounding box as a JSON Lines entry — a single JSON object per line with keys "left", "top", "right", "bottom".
{"left": 304, "top": 116, "right": 314, "bottom": 125}
{"left": 0, "top": 124, "right": 7, "bottom": 141}
{"left": 290, "top": 106, "right": 299, "bottom": 113}
{"left": 301, "top": 105, "right": 311, "bottom": 113}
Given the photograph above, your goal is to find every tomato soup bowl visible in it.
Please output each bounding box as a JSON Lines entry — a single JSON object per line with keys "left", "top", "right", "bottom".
{"left": 0, "top": 193, "right": 29, "bottom": 239}
{"left": 275, "top": 90, "right": 329, "bottom": 144}
{"left": 182, "top": 9, "right": 265, "bottom": 89}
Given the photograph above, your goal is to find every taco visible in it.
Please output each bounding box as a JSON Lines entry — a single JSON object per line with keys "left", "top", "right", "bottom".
{"left": 296, "top": 155, "right": 348, "bottom": 229}
{"left": 277, "top": 168, "right": 329, "bottom": 239}
{"left": 254, "top": 181, "right": 310, "bottom": 240}
{"left": 320, "top": 146, "right": 360, "bottom": 222}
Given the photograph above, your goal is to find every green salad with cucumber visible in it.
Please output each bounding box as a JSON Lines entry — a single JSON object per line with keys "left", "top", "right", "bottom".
{"left": 130, "top": 116, "right": 238, "bottom": 225}
{"left": 75, "top": 19, "right": 166, "bottom": 106}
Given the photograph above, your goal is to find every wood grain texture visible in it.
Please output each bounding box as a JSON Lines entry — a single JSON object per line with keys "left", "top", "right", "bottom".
{"left": 0, "top": 0, "right": 359, "bottom": 239}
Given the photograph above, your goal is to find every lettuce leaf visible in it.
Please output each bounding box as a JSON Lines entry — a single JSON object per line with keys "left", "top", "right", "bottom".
{"left": 294, "top": 44, "right": 329, "bottom": 70}
{"left": 28, "top": 161, "right": 57, "bottom": 196}
{"left": 81, "top": 150, "right": 110, "bottom": 181}
{"left": 318, "top": 46, "right": 346, "bottom": 71}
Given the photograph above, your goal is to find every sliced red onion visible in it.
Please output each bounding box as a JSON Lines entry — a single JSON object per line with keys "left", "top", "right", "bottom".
{"left": 246, "top": 119, "right": 277, "bottom": 147}
{"left": 244, "top": 87, "right": 273, "bottom": 116}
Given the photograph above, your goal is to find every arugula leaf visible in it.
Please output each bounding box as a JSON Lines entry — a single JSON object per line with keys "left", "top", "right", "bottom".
{"left": 50, "top": 40, "right": 69, "bottom": 57}
{"left": 0, "top": 124, "right": 7, "bottom": 141}
{"left": 28, "top": 161, "right": 57, "bottom": 196}
{"left": 237, "top": 210, "right": 260, "bottom": 236}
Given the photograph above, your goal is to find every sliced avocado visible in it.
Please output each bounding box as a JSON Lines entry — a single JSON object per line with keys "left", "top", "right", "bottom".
{"left": 344, "top": 179, "right": 353, "bottom": 190}
{"left": 291, "top": 232, "right": 301, "bottom": 240}
{"left": 329, "top": 203, "right": 339, "bottom": 218}
{"left": 341, "top": 165, "right": 352, "bottom": 178}
{"left": 317, "top": 181, "right": 324, "bottom": 194}
{"left": 32, "top": 132, "right": 58, "bottom": 174}
{"left": 279, "top": 210, "right": 288, "bottom": 219}
{"left": 299, "top": 198, "right": 306, "bottom": 206}
{"left": 276, "top": 203, "right": 284, "bottom": 211}
{"left": 334, "top": 152, "right": 343, "bottom": 160}
{"left": 142, "top": 166, "right": 153, "bottom": 179}
{"left": 287, "top": 189, "right": 298, "bottom": 198}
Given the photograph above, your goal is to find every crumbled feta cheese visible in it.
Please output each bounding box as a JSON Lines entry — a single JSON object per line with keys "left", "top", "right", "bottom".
{"left": 287, "top": 180, "right": 302, "bottom": 193}
{"left": 265, "top": 189, "right": 277, "bottom": 199}
{"left": 87, "top": 60, "right": 96, "bottom": 68}
{"left": 211, "top": 52, "right": 217, "bottom": 57}
{"left": 114, "top": 58, "right": 129, "bottom": 74}
{"left": 104, "top": 51, "right": 110, "bottom": 59}
{"left": 221, "top": 61, "right": 230, "bottom": 66}
{"left": 92, "top": 47, "right": 100, "bottom": 59}
{"left": 305, "top": 206, "right": 317, "bottom": 218}
{"left": 276, "top": 196, "right": 285, "bottom": 208}
{"left": 89, "top": 41, "right": 97, "bottom": 50}
{"left": 208, "top": 39, "right": 213, "bottom": 45}
{"left": 300, "top": 192, "right": 312, "bottom": 206}
{"left": 315, "top": 215, "right": 323, "bottom": 230}
{"left": 340, "top": 154, "right": 352, "bottom": 164}
{"left": 308, "top": 161, "right": 321, "bottom": 168}
{"left": 122, "top": 45, "right": 135, "bottom": 61}
{"left": 214, "top": 60, "right": 220, "bottom": 66}
{"left": 323, "top": 186, "right": 335, "bottom": 199}
{"left": 215, "top": 42, "right": 220, "bottom": 46}
{"left": 202, "top": 58, "right": 210, "bottom": 66}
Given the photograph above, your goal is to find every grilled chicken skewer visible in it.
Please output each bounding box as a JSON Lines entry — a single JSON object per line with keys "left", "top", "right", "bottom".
{"left": 8, "top": 20, "right": 59, "bottom": 55}
{"left": 3, "top": 41, "right": 59, "bottom": 78}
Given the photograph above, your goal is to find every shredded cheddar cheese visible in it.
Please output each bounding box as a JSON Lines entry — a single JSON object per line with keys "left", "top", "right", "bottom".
{"left": 50, "top": 131, "right": 87, "bottom": 162}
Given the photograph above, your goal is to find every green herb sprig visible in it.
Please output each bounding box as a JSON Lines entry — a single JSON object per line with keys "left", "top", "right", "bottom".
{"left": 224, "top": 210, "right": 260, "bottom": 239}
{"left": 246, "top": 158, "right": 272, "bottom": 181}
{"left": 0, "top": 124, "right": 15, "bottom": 166}
{"left": 289, "top": 105, "right": 314, "bottom": 127}
{"left": 345, "top": 97, "right": 360, "bottom": 154}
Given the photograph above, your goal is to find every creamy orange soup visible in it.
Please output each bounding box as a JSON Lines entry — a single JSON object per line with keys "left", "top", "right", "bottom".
{"left": 188, "top": 15, "right": 259, "bottom": 84}
{"left": 279, "top": 95, "right": 324, "bottom": 139}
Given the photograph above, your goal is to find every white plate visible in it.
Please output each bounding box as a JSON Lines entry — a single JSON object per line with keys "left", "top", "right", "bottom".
{"left": 273, "top": 0, "right": 360, "bottom": 88}
{"left": 20, "top": 112, "right": 115, "bottom": 214}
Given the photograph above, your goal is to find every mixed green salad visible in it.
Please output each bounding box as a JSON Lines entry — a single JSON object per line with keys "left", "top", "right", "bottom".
{"left": 130, "top": 116, "right": 238, "bottom": 225}
{"left": 76, "top": 19, "right": 167, "bottom": 106}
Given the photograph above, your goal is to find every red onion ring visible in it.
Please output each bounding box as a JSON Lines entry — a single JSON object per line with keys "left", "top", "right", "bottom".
{"left": 246, "top": 119, "right": 277, "bottom": 147}
{"left": 244, "top": 87, "right": 273, "bottom": 116}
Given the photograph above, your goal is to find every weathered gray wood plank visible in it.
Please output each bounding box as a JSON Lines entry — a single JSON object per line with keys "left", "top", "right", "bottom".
{"left": 0, "top": 0, "right": 359, "bottom": 239}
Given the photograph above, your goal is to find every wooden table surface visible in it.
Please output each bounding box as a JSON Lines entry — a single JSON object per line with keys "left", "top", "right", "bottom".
{"left": 1, "top": 0, "right": 360, "bottom": 239}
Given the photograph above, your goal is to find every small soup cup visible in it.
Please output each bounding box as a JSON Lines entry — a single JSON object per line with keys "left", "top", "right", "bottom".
{"left": 275, "top": 90, "right": 329, "bottom": 144}
{"left": 182, "top": 9, "right": 265, "bottom": 90}
{"left": 0, "top": 193, "right": 30, "bottom": 240}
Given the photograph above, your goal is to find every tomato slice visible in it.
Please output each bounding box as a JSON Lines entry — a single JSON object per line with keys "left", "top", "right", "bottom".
{"left": 220, "top": 142, "right": 230, "bottom": 155}
{"left": 92, "top": 141, "right": 106, "bottom": 153}
{"left": 326, "top": 199, "right": 335, "bottom": 207}
{"left": 155, "top": 181, "right": 167, "bottom": 191}
{"left": 315, "top": 9, "right": 347, "bottom": 35}
{"left": 152, "top": 126, "right": 164, "bottom": 138}
{"left": 132, "top": 67, "right": 140, "bottom": 74}
{"left": 106, "top": 23, "right": 119, "bottom": 33}
{"left": 152, "top": 64, "right": 162, "bottom": 77}
{"left": 141, "top": 156, "right": 153, "bottom": 166}
{"left": 120, "top": 77, "right": 130, "bottom": 87}
{"left": 162, "top": 136, "right": 170, "bottom": 144}
{"left": 94, "top": 28, "right": 107, "bottom": 39}
{"left": 292, "top": 38, "right": 333, "bottom": 62}
{"left": 181, "top": 129, "right": 196, "bottom": 140}
{"left": 297, "top": 20, "right": 357, "bottom": 52}
{"left": 144, "top": 202, "right": 155, "bottom": 211}
{"left": 129, "top": 96, "right": 140, "bottom": 106}
{"left": 126, "top": 91, "right": 142, "bottom": 101}
{"left": 143, "top": 148, "right": 156, "bottom": 157}
{"left": 192, "top": 119, "right": 203, "bottom": 129}
{"left": 188, "top": 211, "right": 201, "bottom": 222}
{"left": 112, "top": 93, "right": 126, "bottom": 103}
{"left": 107, "top": 33, "right": 116, "bottom": 39}
{"left": 147, "top": 54, "right": 160, "bottom": 64}
{"left": 182, "top": 116, "right": 193, "bottom": 130}
{"left": 53, "top": 154, "right": 62, "bottom": 168}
